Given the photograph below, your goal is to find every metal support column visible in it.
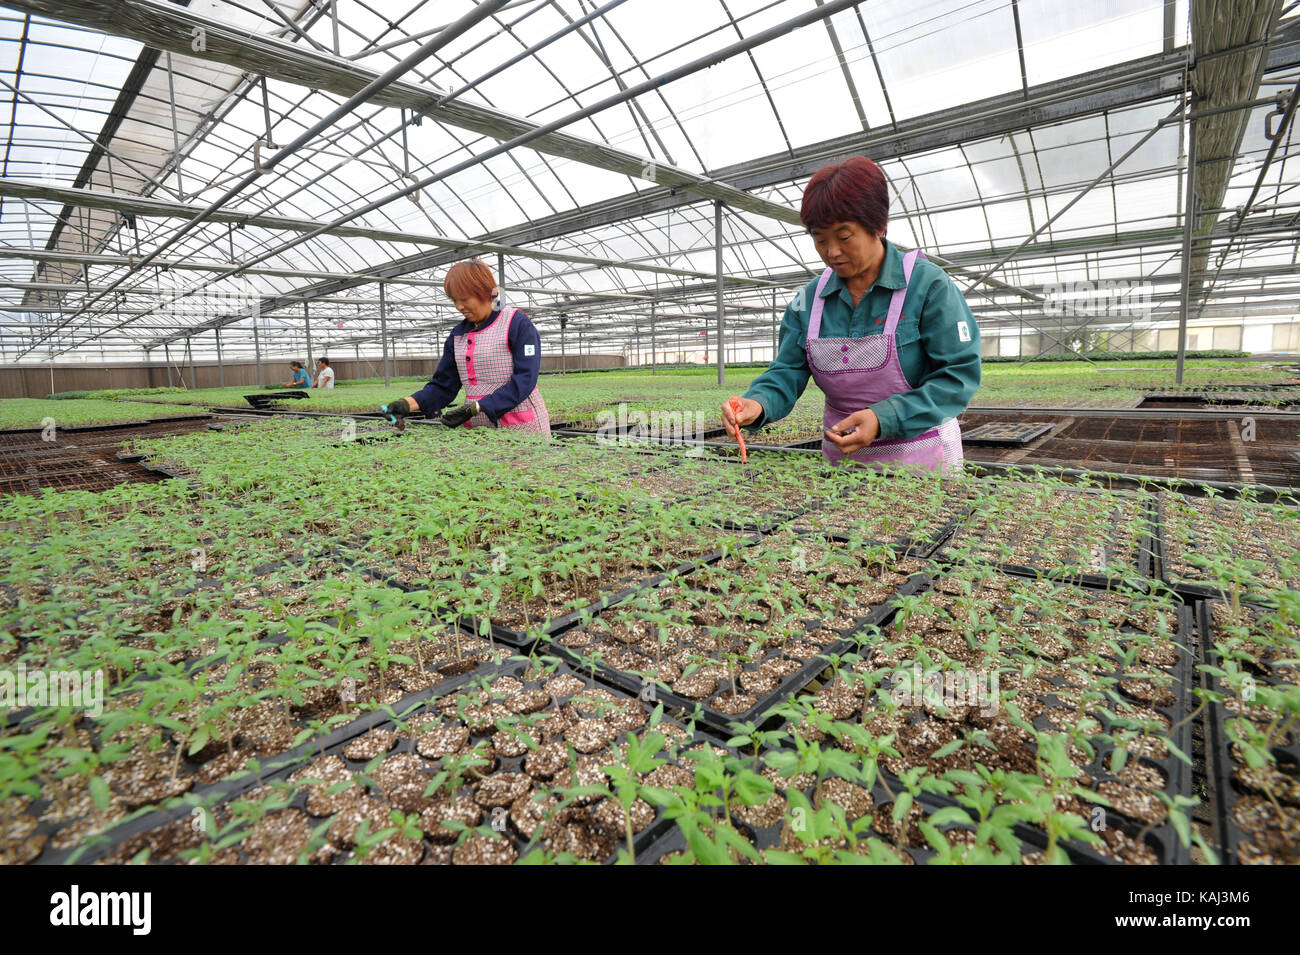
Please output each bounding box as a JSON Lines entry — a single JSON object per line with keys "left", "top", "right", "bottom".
{"left": 252, "top": 316, "right": 263, "bottom": 386}
{"left": 497, "top": 252, "right": 506, "bottom": 308}
{"left": 715, "top": 200, "right": 725, "bottom": 386}
{"left": 650, "top": 304, "right": 656, "bottom": 375}
{"left": 186, "top": 337, "right": 196, "bottom": 389}
{"left": 773, "top": 289, "right": 779, "bottom": 358}
{"left": 560, "top": 315, "right": 567, "bottom": 374}
{"left": 379, "top": 281, "right": 391, "bottom": 387}
{"left": 1176, "top": 96, "right": 1198, "bottom": 386}
{"left": 164, "top": 342, "right": 173, "bottom": 387}
{"left": 215, "top": 326, "right": 224, "bottom": 387}
{"left": 304, "top": 301, "right": 313, "bottom": 372}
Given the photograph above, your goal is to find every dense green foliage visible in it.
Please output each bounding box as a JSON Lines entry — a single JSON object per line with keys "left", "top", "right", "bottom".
{"left": 0, "top": 398, "right": 203, "bottom": 430}
{"left": 1, "top": 415, "right": 1295, "bottom": 864}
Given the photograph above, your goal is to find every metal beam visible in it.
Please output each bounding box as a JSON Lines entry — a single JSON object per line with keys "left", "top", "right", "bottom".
{"left": 6, "top": 0, "right": 800, "bottom": 225}
{"left": 378, "top": 23, "right": 1300, "bottom": 280}
{"left": 715, "top": 201, "right": 724, "bottom": 387}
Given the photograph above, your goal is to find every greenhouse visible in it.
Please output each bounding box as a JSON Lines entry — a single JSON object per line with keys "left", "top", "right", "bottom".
{"left": 0, "top": 0, "right": 1298, "bottom": 879}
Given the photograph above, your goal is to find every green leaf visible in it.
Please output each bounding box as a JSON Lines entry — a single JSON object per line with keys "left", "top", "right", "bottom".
{"left": 187, "top": 726, "right": 210, "bottom": 756}
{"left": 892, "top": 791, "right": 913, "bottom": 822}
{"left": 88, "top": 775, "right": 112, "bottom": 812}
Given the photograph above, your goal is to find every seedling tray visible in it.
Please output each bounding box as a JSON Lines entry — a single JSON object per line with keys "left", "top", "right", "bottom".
{"left": 1197, "top": 600, "right": 1300, "bottom": 866}
{"left": 32, "top": 658, "right": 504, "bottom": 865}
{"left": 635, "top": 771, "right": 957, "bottom": 864}
{"left": 335, "top": 536, "right": 747, "bottom": 652}
{"left": 790, "top": 571, "right": 1197, "bottom": 864}
{"left": 791, "top": 497, "right": 971, "bottom": 558}
{"left": 1153, "top": 491, "right": 1300, "bottom": 601}
{"left": 961, "top": 422, "right": 1055, "bottom": 446}
{"left": 554, "top": 566, "right": 932, "bottom": 737}
{"left": 69, "top": 661, "right": 711, "bottom": 865}
{"left": 462, "top": 547, "right": 742, "bottom": 650}
{"left": 936, "top": 488, "right": 1158, "bottom": 590}
{"left": 242, "top": 390, "right": 310, "bottom": 409}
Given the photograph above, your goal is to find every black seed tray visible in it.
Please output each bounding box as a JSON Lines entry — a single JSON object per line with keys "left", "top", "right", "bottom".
{"left": 635, "top": 773, "right": 954, "bottom": 865}
{"left": 1153, "top": 492, "right": 1300, "bottom": 603}
{"left": 554, "top": 564, "right": 931, "bottom": 737}
{"left": 936, "top": 492, "right": 1158, "bottom": 591}
{"left": 32, "top": 658, "right": 506, "bottom": 865}
{"left": 802, "top": 574, "right": 1197, "bottom": 864}
{"left": 1197, "top": 599, "right": 1300, "bottom": 866}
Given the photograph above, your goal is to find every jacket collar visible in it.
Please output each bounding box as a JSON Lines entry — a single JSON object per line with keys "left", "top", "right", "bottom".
{"left": 818, "top": 237, "right": 906, "bottom": 299}
{"left": 457, "top": 307, "right": 502, "bottom": 334}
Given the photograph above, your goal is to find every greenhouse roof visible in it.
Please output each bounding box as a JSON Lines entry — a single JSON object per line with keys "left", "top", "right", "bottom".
{"left": 0, "top": 0, "right": 1297, "bottom": 362}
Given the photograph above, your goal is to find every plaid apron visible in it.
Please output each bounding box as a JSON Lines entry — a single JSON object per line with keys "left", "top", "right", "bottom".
{"left": 452, "top": 307, "right": 550, "bottom": 434}
{"left": 806, "top": 249, "right": 962, "bottom": 472}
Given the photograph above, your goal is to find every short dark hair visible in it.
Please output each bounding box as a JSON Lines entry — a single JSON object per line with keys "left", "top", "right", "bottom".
{"left": 800, "top": 156, "right": 889, "bottom": 236}
{"left": 317, "top": 357, "right": 330, "bottom": 366}
{"left": 289, "top": 361, "right": 302, "bottom": 369}
{"left": 444, "top": 259, "right": 496, "bottom": 301}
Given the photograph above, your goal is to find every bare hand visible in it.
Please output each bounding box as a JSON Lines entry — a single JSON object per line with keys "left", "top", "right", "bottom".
{"left": 825, "top": 409, "right": 880, "bottom": 454}
{"left": 721, "top": 396, "right": 762, "bottom": 438}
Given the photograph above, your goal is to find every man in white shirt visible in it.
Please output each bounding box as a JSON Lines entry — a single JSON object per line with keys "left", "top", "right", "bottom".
{"left": 314, "top": 357, "right": 336, "bottom": 389}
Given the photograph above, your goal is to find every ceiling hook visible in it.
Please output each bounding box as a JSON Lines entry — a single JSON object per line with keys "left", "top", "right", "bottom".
{"left": 253, "top": 138, "right": 273, "bottom": 174}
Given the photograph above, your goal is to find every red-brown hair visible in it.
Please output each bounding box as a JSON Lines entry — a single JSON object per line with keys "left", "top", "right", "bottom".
{"left": 443, "top": 259, "right": 497, "bottom": 301}
{"left": 800, "top": 156, "right": 889, "bottom": 235}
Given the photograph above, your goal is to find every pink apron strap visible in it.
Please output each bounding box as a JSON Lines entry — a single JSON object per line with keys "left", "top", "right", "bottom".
{"left": 806, "top": 268, "right": 836, "bottom": 340}
{"left": 501, "top": 305, "right": 517, "bottom": 337}
{"left": 883, "top": 250, "right": 924, "bottom": 338}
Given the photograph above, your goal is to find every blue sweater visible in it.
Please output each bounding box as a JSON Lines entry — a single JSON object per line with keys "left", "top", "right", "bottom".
{"left": 411, "top": 309, "right": 542, "bottom": 424}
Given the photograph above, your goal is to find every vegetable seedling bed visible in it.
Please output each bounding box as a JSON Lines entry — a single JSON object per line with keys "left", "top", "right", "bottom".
{"left": 12, "top": 621, "right": 506, "bottom": 865}
{"left": 26, "top": 656, "right": 506, "bottom": 865}
{"left": 1197, "top": 600, "right": 1300, "bottom": 865}
{"left": 1153, "top": 491, "right": 1300, "bottom": 601}
{"left": 87, "top": 661, "right": 709, "bottom": 865}
{"left": 335, "top": 529, "right": 749, "bottom": 651}
{"left": 461, "top": 545, "right": 743, "bottom": 650}
{"left": 936, "top": 483, "right": 1158, "bottom": 590}
{"left": 783, "top": 569, "right": 1198, "bottom": 864}
{"left": 635, "top": 766, "right": 959, "bottom": 864}
{"left": 553, "top": 532, "right": 932, "bottom": 735}
{"left": 789, "top": 480, "right": 976, "bottom": 558}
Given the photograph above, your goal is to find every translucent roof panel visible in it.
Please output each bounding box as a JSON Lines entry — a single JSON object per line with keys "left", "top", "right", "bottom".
{"left": 1019, "top": 0, "right": 1173, "bottom": 87}
{"left": 862, "top": 0, "right": 1023, "bottom": 119}
{"left": 1, "top": 0, "right": 1296, "bottom": 360}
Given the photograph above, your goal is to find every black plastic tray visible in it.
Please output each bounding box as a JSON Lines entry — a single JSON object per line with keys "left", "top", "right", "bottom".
{"left": 1153, "top": 492, "right": 1299, "bottom": 603}
{"left": 1197, "top": 599, "right": 1300, "bottom": 866}
{"left": 32, "top": 658, "right": 506, "bottom": 865}
{"left": 554, "top": 560, "right": 932, "bottom": 736}
{"left": 795, "top": 572, "right": 1197, "bottom": 865}
{"left": 935, "top": 490, "right": 1159, "bottom": 591}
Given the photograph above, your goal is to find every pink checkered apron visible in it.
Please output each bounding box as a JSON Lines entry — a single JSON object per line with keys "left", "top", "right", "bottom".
{"left": 806, "top": 249, "right": 962, "bottom": 472}
{"left": 452, "top": 307, "right": 551, "bottom": 434}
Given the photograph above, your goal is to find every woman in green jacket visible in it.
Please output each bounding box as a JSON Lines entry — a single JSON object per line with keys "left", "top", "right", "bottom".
{"left": 722, "top": 156, "right": 981, "bottom": 471}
